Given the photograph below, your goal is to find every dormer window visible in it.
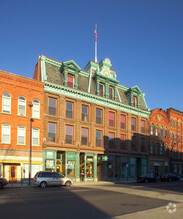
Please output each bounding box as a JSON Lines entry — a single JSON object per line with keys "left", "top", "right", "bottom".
{"left": 67, "top": 75, "right": 74, "bottom": 88}
{"left": 109, "top": 87, "right": 113, "bottom": 99}
{"left": 133, "top": 97, "right": 137, "bottom": 107}
{"left": 99, "top": 84, "right": 104, "bottom": 97}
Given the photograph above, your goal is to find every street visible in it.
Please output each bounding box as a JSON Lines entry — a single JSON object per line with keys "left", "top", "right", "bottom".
{"left": 0, "top": 181, "right": 183, "bottom": 219}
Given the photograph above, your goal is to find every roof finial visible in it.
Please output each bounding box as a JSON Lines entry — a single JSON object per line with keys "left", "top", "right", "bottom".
{"left": 94, "top": 24, "right": 98, "bottom": 63}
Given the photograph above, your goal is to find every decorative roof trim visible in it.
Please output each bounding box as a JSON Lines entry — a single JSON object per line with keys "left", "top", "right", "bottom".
{"left": 44, "top": 81, "right": 150, "bottom": 117}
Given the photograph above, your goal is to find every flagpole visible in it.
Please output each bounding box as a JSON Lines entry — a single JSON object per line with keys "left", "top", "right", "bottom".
{"left": 95, "top": 24, "right": 98, "bottom": 63}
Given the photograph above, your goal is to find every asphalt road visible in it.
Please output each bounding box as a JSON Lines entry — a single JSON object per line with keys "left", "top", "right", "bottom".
{"left": 1, "top": 182, "right": 180, "bottom": 219}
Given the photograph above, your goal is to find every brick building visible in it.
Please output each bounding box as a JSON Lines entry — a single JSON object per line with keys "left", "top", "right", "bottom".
{"left": 0, "top": 70, "right": 44, "bottom": 182}
{"left": 34, "top": 55, "right": 150, "bottom": 182}
{"left": 149, "top": 108, "right": 183, "bottom": 176}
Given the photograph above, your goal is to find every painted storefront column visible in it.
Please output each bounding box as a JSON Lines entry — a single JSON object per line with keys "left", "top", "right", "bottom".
{"left": 76, "top": 152, "right": 80, "bottom": 182}
{"left": 94, "top": 154, "right": 98, "bottom": 182}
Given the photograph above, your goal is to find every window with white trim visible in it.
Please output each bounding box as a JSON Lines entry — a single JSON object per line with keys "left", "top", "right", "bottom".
{"left": 2, "top": 93, "right": 11, "bottom": 113}
{"left": 32, "top": 128, "right": 40, "bottom": 146}
{"left": 2, "top": 124, "right": 10, "bottom": 144}
{"left": 18, "top": 96, "right": 26, "bottom": 116}
{"left": 32, "top": 99, "right": 40, "bottom": 118}
{"left": 17, "top": 126, "right": 26, "bottom": 145}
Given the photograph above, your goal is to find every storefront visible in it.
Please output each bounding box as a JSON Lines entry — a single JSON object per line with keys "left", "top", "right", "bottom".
{"left": 101, "top": 155, "right": 148, "bottom": 181}
{"left": 149, "top": 159, "right": 169, "bottom": 176}
{"left": 43, "top": 150, "right": 98, "bottom": 182}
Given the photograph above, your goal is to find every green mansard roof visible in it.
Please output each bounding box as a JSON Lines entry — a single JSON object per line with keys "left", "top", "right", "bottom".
{"left": 35, "top": 55, "right": 150, "bottom": 118}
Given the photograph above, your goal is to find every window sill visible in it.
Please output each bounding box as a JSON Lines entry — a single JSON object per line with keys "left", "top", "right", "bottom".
{"left": 1, "top": 112, "right": 11, "bottom": 115}
{"left": 17, "top": 115, "right": 27, "bottom": 118}
{"left": 0, "top": 142, "right": 11, "bottom": 145}
{"left": 16, "top": 144, "right": 26, "bottom": 146}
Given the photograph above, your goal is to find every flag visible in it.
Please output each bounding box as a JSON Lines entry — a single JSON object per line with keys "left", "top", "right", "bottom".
{"left": 94, "top": 25, "right": 97, "bottom": 41}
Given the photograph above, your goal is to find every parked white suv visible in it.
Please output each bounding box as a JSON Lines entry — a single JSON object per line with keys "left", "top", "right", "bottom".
{"left": 33, "top": 171, "right": 73, "bottom": 188}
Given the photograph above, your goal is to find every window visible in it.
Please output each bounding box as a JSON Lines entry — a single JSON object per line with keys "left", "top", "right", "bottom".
{"left": 160, "top": 145, "right": 163, "bottom": 155}
{"left": 109, "top": 132, "right": 114, "bottom": 148}
{"left": 165, "top": 128, "right": 168, "bottom": 138}
{"left": 141, "top": 138, "right": 145, "bottom": 152}
{"left": 141, "top": 120, "right": 145, "bottom": 133}
{"left": 2, "top": 93, "right": 11, "bottom": 113}
{"left": 155, "top": 143, "right": 159, "bottom": 154}
{"left": 66, "top": 102, "right": 73, "bottom": 119}
{"left": 82, "top": 105, "right": 88, "bottom": 122}
{"left": 155, "top": 126, "right": 158, "bottom": 136}
{"left": 96, "top": 130, "right": 102, "bottom": 147}
{"left": 120, "top": 115, "right": 126, "bottom": 129}
{"left": 18, "top": 96, "right": 26, "bottom": 116}
{"left": 109, "top": 87, "right": 113, "bottom": 99}
{"left": 179, "top": 121, "right": 181, "bottom": 130}
{"left": 179, "top": 135, "right": 180, "bottom": 143}
{"left": 171, "top": 119, "right": 173, "bottom": 127}
{"left": 67, "top": 75, "right": 74, "bottom": 88}
{"left": 49, "top": 98, "right": 56, "bottom": 116}
{"left": 160, "top": 126, "right": 163, "bottom": 137}
{"left": 174, "top": 120, "right": 176, "bottom": 129}
{"left": 17, "top": 126, "right": 25, "bottom": 145}
{"left": 48, "top": 123, "right": 56, "bottom": 142}
{"left": 131, "top": 118, "right": 136, "bottom": 131}
{"left": 150, "top": 142, "right": 154, "bottom": 154}
{"left": 1, "top": 124, "right": 10, "bottom": 144}
{"left": 120, "top": 134, "right": 126, "bottom": 150}
{"left": 150, "top": 124, "right": 154, "bottom": 135}
{"left": 66, "top": 125, "right": 73, "bottom": 144}
{"left": 109, "top": 112, "right": 115, "bottom": 127}
{"left": 96, "top": 109, "right": 102, "bottom": 124}
{"left": 81, "top": 128, "right": 88, "bottom": 145}
{"left": 99, "top": 84, "right": 104, "bottom": 97}
{"left": 133, "top": 97, "right": 137, "bottom": 107}
{"left": 170, "top": 133, "right": 173, "bottom": 142}
{"left": 32, "top": 99, "right": 40, "bottom": 118}
{"left": 32, "top": 128, "right": 39, "bottom": 146}
{"left": 174, "top": 134, "right": 176, "bottom": 143}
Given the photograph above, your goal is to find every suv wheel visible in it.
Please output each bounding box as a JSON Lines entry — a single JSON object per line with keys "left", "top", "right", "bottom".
{"left": 65, "top": 181, "right": 71, "bottom": 187}
{"left": 0, "top": 182, "right": 3, "bottom": 190}
{"left": 40, "top": 181, "right": 47, "bottom": 188}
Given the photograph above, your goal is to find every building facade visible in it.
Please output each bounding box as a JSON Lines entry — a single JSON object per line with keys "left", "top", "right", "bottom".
{"left": 0, "top": 70, "right": 44, "bottom": 182}
{"left": 149, "top": 108, "right": 183, "bottom": 176}
{"left": 34, "top": 55, "right": 150, "bottom": 182}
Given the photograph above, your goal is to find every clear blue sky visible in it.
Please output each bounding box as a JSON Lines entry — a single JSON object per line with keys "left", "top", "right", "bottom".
{"left": 1, "top": 0, "right": 183, "bottom": 111}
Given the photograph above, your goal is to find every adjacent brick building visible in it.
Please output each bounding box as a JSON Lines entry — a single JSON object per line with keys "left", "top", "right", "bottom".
{"left": 149, "top": 108, "right": 183, "bottom": 176}
{"left": 0, "top": 70, "right": 44, "bottom": 182}
{"left": 33, "top": 55, "right": 150, "bottom": 182}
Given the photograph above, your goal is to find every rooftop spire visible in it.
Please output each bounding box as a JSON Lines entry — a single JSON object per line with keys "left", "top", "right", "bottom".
{"left": 94, "top": 24, "right": 98, "bottom": 63}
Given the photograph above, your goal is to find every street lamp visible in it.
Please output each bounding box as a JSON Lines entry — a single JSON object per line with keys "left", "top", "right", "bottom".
{"left": 28, "top": 102, "right": 33, "bottom": 185}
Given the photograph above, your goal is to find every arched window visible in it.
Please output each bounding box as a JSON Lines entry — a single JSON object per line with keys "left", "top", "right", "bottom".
{"left": 155, "top": 125, "right": 159, "bottom": 136}
{"left": 18, "top": 96, "right": 26, "bottom": 116}
{"left": 150, "top": 123, "right": 154, "bottom": 135}
{"left": 2, "top": 93, "right": 11, "bottom": 113}
{"left": 160, "top": 126, "right": 163, "bottom": 137}
{"left": 32, "top": 99, "right": 40, "bottom": 118}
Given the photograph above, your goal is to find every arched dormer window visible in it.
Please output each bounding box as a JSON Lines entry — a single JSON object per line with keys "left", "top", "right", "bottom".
{"left": 2, "top": 93, "right": 11, "bottom": 113}
{"left": 18, "top": 96, "right": 26, "bottom": 116}
{"left": 32, "top": 99, "right": 40, "bottom": 118}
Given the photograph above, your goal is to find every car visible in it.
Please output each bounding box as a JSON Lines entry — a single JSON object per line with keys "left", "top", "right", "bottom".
{"left": 136, "top": 173, "right": 159, "bottom": 183}
{"left": 160, "top": 173, "right": 180, "bottom": 182}
{"left": 0, "top": 177, "right": 8, "bottom": 189}
{"left": 33, "top": 171, "right": 73, "bottom": 188}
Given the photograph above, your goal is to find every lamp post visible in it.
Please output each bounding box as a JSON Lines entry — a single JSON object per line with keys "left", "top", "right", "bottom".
{"left": 28, "top": 103, "right": 33, "bottom": 185}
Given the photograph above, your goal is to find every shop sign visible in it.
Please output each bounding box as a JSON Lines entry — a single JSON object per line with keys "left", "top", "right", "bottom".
{"left": 45, "top": 160, "right": 55, "bottom": 169}
{"left": 47, "top": 152, "right": 54, "bottom": 159}
{"left": 67, "top": 152, "right": 76, "bottom": 161}
{"left": 153, "top": 162, "right": 161, "bottom": 166}
{"left": 66, "top": 161, "right": 75, "bottom": 169}
{"left": 98, "top": 155, "right": 108, "bottom": 161}
{"left": 86, "top": 156, "right": 93, "bottom": 162}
